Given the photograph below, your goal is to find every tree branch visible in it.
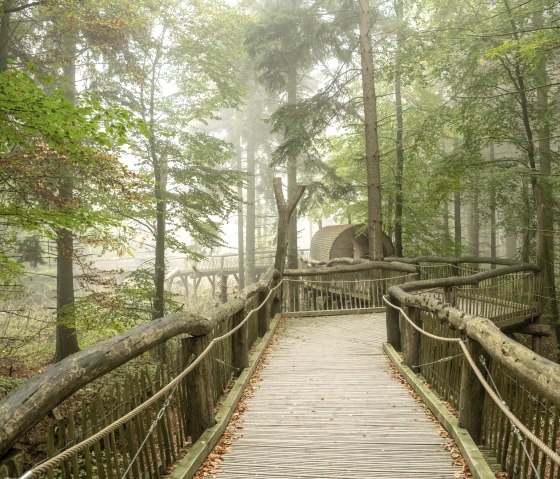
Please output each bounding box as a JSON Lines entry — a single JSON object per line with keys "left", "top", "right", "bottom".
{"left": 4, "top": 1, "right": 44, "bottom": 14}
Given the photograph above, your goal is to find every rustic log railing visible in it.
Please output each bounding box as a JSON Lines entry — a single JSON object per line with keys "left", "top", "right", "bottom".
{"left": 385, "top": 262, "right": 560, "bottom": 479}
{"left": 0, "top": 269, "right": 281, "bottom": 479}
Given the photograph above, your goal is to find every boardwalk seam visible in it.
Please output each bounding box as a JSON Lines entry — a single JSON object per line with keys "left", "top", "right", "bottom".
{"left": 384, "top": 342, "right": 495, "bottom": 479}
{"left": 167, "top": 314, "right": 281, "bottom": 479}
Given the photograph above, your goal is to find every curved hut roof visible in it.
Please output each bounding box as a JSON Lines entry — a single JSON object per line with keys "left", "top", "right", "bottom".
{"left": 310, "top": 224, "right": 395, "bottom": 262}
{"left": 310, "top": 224, "right": 367, "bottom": 262}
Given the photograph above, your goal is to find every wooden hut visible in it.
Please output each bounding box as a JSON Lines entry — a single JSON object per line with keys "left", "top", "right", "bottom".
{"left": 310, "top": 224, "right": 394, "bottom": 262}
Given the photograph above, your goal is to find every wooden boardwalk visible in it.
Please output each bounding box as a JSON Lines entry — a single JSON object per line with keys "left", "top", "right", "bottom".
{"left": 211, "top": 313, "right": 463, "bottom": 478}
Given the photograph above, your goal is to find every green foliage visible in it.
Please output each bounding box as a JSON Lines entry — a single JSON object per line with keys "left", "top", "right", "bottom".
{"left": 0, "top": 376, "right": 24, "bottom": 396}
{"left": 76, "top": 268, "right": 183, "bottom": 339}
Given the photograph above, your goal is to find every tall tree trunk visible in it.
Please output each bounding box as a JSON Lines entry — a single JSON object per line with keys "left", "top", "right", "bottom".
{"left": 532, "top": 5, "right": 559, "bottom": 346}
{"left": 55, "top": 30, "right": 79, "bottom": 362}
{"left": 237, "top": 140, "right": 245, "bottom": 289}
{"left": 150, "top": 41, "right": 166, "bottom": 321}
{"left": 358, "top": 0, "right": 384, "bottom": 261}
{"left": 454, "top": 191, "right": 462, "bottom": 257}
{"left": 505, "top": 234, "right": 517, "bottom": 259}
{"left": 273, "top": 178, "right": 306, "bottom": 277}
{"left": 521, "top": 178, "right": 531, "bottom": 263}
{"left": 286, "top": 65, "right": 298, "bottom": 269}
{"left": 393, "top": 0, "right": 404, "bottom": 257}
{"left": 152, "top": 152, "right": 166, "bottom": 320}
{"left": 469, "top": 192, "right": 479, "bottom": 257}
{"left": 489, "top": 145, "right": 497, "bottom": 265}
{"left": 0, "top": 1, "right": 11, "bottom": 72}
{"left": 246, "top": 133, "right": 256, "bottom": 284}
{"left": 503, "top": 0, "right": 558, "bottom": 348}
{"left": 443, "top": 199, "right": 450, "bottom": 250}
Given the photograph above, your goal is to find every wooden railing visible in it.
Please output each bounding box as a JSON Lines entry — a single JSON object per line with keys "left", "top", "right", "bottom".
{"left": 0, "top": 270, "right": 281, "bottom": 478}
{"left": 1, "top": 256, "right": 554, "bottom": 479}
{"left": 385, "top": 261, "right": 559, "bottom": 479}
{"left": 282, "top": 260, "right": 417, "bottom": 313}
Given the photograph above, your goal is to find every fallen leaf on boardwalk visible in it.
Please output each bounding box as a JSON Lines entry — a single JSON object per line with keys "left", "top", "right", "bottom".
{"left": 389, "top": 363, "right": 473, "bottom": 479}
{"left": 192, "top": 323, "right": 283, "bottom": 479}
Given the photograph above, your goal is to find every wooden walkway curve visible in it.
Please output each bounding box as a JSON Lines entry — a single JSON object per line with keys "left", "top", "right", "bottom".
{"left": 209, "top": 313, "right": 463, "bottom": 478}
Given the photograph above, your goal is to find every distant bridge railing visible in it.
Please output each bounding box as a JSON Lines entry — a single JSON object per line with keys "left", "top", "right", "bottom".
{"left": 282, "top": 260, "right": 417, "bottom": 314}
{"left": 385, "top": 260, "right": 559, "bottom": 479}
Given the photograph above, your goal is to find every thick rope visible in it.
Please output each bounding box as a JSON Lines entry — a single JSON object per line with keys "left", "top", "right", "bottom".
{"left": 20, "top": 280, "right": 284, "bottom": 479}
{"left": 383, "top": 295, "right": 560, "bottom": 467}
{"left": 382, "top": 296, "right": 461, "bottom": 343}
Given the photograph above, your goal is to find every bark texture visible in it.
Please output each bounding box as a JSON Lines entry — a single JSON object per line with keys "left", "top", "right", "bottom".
{"left": 273, "top": 177, "right": 306, "bottom": 276}
{"left": 358, "top": 0, "right": 384, "bottom": 261}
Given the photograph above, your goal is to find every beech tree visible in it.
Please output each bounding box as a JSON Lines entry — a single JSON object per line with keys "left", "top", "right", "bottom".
{"left": 103, "top": 0, "right": 247, "bottom": 320}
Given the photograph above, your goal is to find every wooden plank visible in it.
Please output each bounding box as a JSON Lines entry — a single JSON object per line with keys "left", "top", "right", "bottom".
{"left": 210, "top": 314, "right": 464, "bottom": 479}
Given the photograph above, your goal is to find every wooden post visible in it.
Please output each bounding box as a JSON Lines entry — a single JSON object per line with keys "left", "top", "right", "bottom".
{"left": 210, "top": 275, "right": 216, "bottom": 297}
{"left": 181, "top": 274, "right": 189, "bottom": 297}
{"left": 0, "top": 449, "right": 24, "bottom": 478}
{"left": 458, "top": 339, "right": 487, "bottom": 444}
{"left": 271, "top": 289, "right": 281, "bottom": 318}
{"left": 232, "top": 310, "right": 249, "bottom": 373}
{"left": 185, "top": 334, "right": 214, "bottom": 443}
{"left": 257, "top": 290, "right": 269, "bottom": 337}
{"left": 385, "top": 296, "right": 401, "bottom": 351}
{"left": 532, "top": 335, "right": 543, "bottom": 355}
{"left": 403, "top": 307, "right": 421, "bottom": 372}
{"left": 443, "top": 286, "right": 455, "bottom": 306}
{"left": 220, "top": 274, "right": 227, "bottom": 304}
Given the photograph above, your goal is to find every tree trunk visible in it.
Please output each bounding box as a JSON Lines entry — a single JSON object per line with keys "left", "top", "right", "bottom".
{"left": 502, "top": 0, "right": 559, "bottom": 350}
{"left": 152, "top": 154, "right": 166, "bottom": 320}
{"left": 237, "top": 140, "right": 245, "bottom": 289}
{"left": 454, "top": 191, "right": 462, "bottom": 257}
{"left": 273, "top": 178, "right": 306, "bottom": 277}
{"left": 489, "top": 145, "right": 497, "bottom": 265}
{"left": 55, "top": 29, "right": 79, "bottom": 362}
{"left": 521, "top": 178, "right": 531, "bottom": 263}
{"left": 150, "top": 79, "right": 166, "bottom": 321}
{"left": 393, "top": 0, "right": 404, "bottom": 258}
{"left": 55, "top": 218, "right": 79, "bottom": 362}
{"left": 286, "top": 65, "right": 299, "bottom": 269}
{"left": 469, "top": 192, "right": 479, "bottom": 257}
{"left": 532, "top": 5, "right": 559, "bottom": 347}
{"left": 443, "top": 199, "right": 450, "bottom": 249}
{"left": 0, "top": 1, "right": 11, "bottom": 72}
{"left": 358, "top": 0, "right": 384, "bottom": 261}
{"left": 246, "top": 133, "right": 256, "bottom": 283}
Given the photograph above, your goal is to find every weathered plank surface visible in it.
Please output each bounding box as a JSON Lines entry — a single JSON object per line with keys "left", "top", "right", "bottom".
{"left": 212, "top": 314, "right": 461, "bottom": 478}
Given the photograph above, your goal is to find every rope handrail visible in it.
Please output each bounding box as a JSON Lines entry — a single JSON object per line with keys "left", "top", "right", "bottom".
{"left": 382, "top": 295, "right": 560, "bottom": 468}
{"left": 18, "top": 280, "right": 284, "bottom": 479}
{"left": 388, "top": 282, "right": 560, "bottom": 405}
